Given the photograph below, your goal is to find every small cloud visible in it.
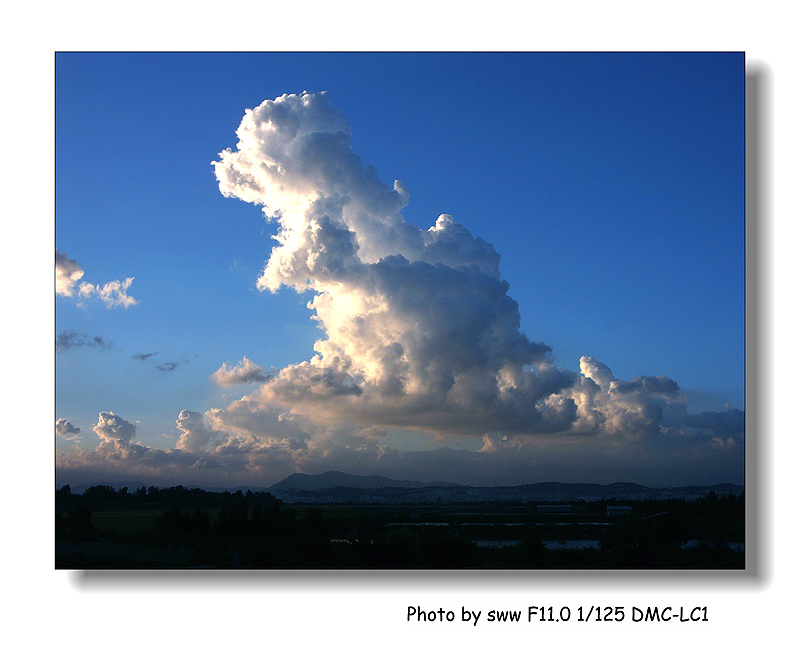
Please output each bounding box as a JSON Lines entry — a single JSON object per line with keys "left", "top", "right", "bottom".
{"left": 132, "top": 352, "right": 159, "bottom": 361}
{"left": 211, "top": 356, "right": 272, "bottom": 386}
{"left": 80, "top": 277, "right": 138, "bottom": 309}
{"left": 55, "top": 248, "right": 138, "bottom": 309}
{"left": 56, "top": 418, "right": 82, "bottom": 442}
{"left": 130, "top": 351, "right": 188, "bottom": 372}
{"left": 56, "top": 330, "right": 113, "bottom": 353}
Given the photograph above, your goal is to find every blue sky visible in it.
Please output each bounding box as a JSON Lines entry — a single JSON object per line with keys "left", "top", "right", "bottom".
{"left": 55, "top": 52, "right": 744, "bottom": 488}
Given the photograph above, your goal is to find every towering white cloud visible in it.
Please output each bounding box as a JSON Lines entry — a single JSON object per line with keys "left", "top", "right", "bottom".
{"left": 210, "top": 92, "right": 728, "bottom": 445}
{"left": 213, "top": 91, "right": 571, "bottom": 435}
{"left": 213, "top": 92, "right": 699, "bottom": 443}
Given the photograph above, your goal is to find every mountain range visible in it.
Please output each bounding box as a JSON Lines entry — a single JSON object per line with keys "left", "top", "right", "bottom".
{"left": 64, "top": 471, "right": 743, "bottom": 504}
{"left": 265, "top": 472, "right": 743, "bottom": 504}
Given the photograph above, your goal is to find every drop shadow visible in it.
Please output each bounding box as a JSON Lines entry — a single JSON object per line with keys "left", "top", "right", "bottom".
{"left": 66, "top": 59, "right": 769, "bottom": 596}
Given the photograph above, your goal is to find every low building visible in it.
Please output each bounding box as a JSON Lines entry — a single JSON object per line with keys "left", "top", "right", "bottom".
{"left": 606, "top": 506, "right": 632, "bottom": 517}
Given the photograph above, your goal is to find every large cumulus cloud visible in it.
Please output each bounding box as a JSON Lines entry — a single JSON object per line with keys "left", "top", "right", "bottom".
{"left": 213, "top": 92, "right": 579, "bottom": 435}
{"left": 212, "top": 91, "right": 707, "bottom": 444}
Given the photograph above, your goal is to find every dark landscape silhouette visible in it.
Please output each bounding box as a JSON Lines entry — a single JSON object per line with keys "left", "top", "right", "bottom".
{"left": 56, "top": 472, "right": 744, "bottom": 570}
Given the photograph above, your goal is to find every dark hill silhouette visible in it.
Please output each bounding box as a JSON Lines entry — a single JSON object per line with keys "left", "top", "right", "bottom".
{"left": 269, "top": 471, "right": 460, "bottom": 491}
{"left": 264, "top": 473, "right": 743, "bottom": 504}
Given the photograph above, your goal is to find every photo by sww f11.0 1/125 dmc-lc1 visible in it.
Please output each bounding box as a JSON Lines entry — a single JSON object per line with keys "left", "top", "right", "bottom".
{"left": 55, "top": 51, "right": 745, "bottom": 570}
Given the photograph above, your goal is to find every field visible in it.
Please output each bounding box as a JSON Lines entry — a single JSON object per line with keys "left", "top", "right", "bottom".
{"left": 55, "top": 485, "right": 745, "bottom": 570}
